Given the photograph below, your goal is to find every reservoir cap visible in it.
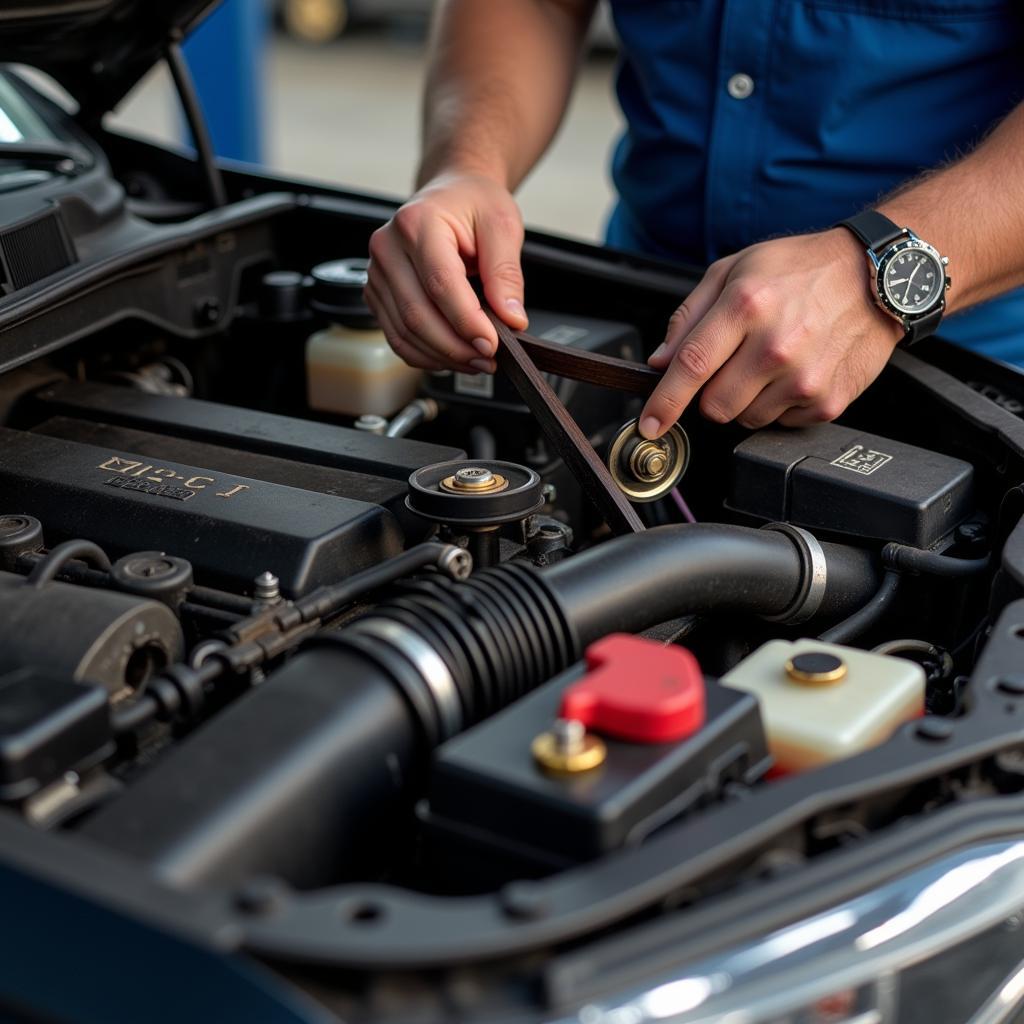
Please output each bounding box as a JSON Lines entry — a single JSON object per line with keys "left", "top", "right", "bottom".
{"left": 310, "top": 258, "right": 376, "bottom": 326}
{"left": 560, "top": 634, "right": 705, "bottom": 743}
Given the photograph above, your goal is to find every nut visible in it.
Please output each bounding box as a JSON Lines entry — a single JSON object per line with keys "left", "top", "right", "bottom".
{"left": 630, "top": 440, "right": 670, "bottom": 482}
{"left": 607, "top": 418, "right": 690, "bottom": 502}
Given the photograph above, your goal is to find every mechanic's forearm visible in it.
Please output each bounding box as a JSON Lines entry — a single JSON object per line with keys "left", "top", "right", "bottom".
{"left": 877, "top": 102, "right": 1024, "bottom": 314}
{"left": 417, "top": 0, "right": 596, "bottom": 190}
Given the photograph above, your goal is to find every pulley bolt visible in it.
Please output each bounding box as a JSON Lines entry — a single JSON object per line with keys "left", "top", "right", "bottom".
{"left": 630, "top": 440, "right": 669, "bottom": 482}
{"left": 455, "top": 466, "right": 494, "bottom": 487}
{"left": 253, "top": 571, "right": 281, "bottom": 604}
{"left": 438, "top": 464, "right": 510, "bottom": 495}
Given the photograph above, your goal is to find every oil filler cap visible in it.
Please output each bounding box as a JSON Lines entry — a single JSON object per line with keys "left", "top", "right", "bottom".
{"left": 560, "top": 635, "right": 705, "bottom": 743}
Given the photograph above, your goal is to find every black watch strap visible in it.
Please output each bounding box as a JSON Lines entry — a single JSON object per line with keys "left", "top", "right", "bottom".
{"left": 837, "top": 210, "right": 905, "bottom": 254}
{"left": 903, "top": 305, "right": 942, "bottom": 346}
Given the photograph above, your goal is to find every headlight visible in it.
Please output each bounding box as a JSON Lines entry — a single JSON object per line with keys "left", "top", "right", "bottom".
{"left": 553, "top": 840, "right": 1024, "bottom": 1024}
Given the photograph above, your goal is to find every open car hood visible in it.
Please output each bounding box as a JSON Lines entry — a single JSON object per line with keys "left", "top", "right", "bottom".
{"left": 0, "top": 0, "right": 216, "bottom": 118}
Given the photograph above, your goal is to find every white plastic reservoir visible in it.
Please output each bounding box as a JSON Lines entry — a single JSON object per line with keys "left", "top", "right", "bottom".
{"left": 721, "top": 638, "right": 925, "bottom": 774}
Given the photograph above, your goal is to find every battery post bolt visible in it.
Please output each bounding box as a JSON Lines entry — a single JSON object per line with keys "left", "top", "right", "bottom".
{"left": 532, "top": 716, "right": 607, "bottom": 774}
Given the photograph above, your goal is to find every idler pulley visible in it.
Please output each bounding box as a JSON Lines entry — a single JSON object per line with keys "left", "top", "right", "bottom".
{"left": 407, "top": 460, "right": 545, "bottom": 567}
{"left": 606, "top": 417, "right": 690, "bottom": 502}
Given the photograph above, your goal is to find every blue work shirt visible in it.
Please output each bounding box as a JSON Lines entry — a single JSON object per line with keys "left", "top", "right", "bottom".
{"left": 604, "top": 0, "right": 1024, "bottom": 363}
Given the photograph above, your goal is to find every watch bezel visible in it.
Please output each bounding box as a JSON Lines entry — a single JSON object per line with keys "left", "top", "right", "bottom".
{"left": 872, "top": 235, "right": 948, "bottom": 322}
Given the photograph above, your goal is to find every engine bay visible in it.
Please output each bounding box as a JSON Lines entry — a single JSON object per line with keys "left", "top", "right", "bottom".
{"left": 4, "top": 57, "right": 1024, "bottom": 1023}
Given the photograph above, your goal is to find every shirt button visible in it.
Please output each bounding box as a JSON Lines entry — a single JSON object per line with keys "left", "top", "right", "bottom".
{"left": 727, "top": 73, "right": 755, "bottom": 100}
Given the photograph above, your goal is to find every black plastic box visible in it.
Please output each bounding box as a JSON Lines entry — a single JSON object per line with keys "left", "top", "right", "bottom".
{"left": 0, "top": 669, "right": 111, "bottom": 802}
{"left": 727, "top": 423, "right": 974, "bottom": 548}
{"left": 424, "top": 662, "right": 767, "bottom": 881}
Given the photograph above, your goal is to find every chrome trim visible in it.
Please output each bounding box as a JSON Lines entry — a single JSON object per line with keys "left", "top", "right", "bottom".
{"left": 759, "top": 523, "right": 827, "bottom": 624}
{"left": 786, "top": 524, "right": 827, "bottom": 624}
{"left": 349, "top": 618, "right": 461, "bottom": 739}
{"left": 969, "top": 956, "right": 1024, "bottom": 1024}
{"left": 549, "top": 840, "right": 1024, "bottom": 1024}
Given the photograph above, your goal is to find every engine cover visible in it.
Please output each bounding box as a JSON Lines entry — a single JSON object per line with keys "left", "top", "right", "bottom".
{"left": 0, "top": 426, "right": 397, "bottom": 596}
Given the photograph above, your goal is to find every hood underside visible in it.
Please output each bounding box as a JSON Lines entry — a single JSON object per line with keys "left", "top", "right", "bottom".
{"left": 0, "top": 0, "right": 216, "bottom": 118}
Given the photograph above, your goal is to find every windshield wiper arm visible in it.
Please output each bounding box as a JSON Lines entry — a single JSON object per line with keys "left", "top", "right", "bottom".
{"left": 0, "top": 141, "right": 90, "bottom": 174}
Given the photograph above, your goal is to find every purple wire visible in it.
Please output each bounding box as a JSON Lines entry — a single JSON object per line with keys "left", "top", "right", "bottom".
{"left": 671, "top": 487, "right": 697, "bottom": 523}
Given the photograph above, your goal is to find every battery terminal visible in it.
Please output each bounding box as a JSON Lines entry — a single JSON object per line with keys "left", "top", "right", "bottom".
{"left": 532, "top": 717, "right": 607, "bottom": 774}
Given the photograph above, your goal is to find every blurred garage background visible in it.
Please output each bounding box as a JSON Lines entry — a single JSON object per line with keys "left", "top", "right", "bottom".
{"left": 108, "top": 0, "right": 622, "bottom": 242}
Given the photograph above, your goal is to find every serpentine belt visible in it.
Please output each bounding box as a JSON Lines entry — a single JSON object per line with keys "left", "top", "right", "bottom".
{"left": 484, "top": 307, "right": 662, "bottom": 535}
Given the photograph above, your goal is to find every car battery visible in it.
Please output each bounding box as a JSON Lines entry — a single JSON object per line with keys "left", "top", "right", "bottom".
{"left": 423, "top": 635, "right": 769, "bottom": 885}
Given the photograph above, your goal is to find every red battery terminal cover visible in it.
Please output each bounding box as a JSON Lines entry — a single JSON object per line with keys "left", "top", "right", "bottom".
{"left": 559, "top": 634, "right": 706, "bottom": 743}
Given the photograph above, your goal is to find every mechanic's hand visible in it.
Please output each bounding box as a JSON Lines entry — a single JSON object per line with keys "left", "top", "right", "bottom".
{"left": 639, "top": 228, "right": 904, "bottom": 438}
{"left": 364, "top": 172, "right": 528, "bottom": 374}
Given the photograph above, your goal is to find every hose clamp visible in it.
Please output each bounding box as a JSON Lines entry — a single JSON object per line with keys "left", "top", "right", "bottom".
{"left": 760, "top": 523, "right": 828, "bottom": 624}
{"left": 349, "top": 618, "right": 462, "bottom": 739}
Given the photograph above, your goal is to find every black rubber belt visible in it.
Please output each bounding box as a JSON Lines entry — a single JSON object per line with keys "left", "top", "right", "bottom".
{"left": 485, "top": 307, "right": 654, "bottom": 535}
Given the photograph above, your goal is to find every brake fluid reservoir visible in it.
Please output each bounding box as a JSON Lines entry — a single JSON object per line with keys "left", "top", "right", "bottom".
{"left": 305, "top": 258, "right": 420, "bottom": 418}
{"left": 721, "top": 639, "right": 925, "bottom": 774}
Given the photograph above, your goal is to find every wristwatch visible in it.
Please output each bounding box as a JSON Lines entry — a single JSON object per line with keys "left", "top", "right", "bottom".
{"left": 837, "top": 210, "right": 951, "bottom": 345}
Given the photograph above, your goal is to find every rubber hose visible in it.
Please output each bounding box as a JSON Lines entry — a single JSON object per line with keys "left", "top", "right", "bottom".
{"left": 541, "top": 524, "right": 880, "bottom": 647}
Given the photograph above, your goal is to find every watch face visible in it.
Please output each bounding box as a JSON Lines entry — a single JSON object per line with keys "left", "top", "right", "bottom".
{"left": 881, "top": 247, "right": 944, "bottom": 316}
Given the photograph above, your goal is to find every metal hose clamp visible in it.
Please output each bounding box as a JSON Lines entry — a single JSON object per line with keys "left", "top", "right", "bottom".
{"left": 348, "top": 618, "right": 462, "bottom": 740}
{"left": 760, "top": 523, "right": 828, "bottom": 624}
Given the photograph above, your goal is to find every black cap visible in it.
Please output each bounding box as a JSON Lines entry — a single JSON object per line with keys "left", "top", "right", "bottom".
{"left": 0, "top": 514, "right": 43, "bottom": 572}
{"left": 258, "top": 270, "right": 312, "bottom": 323}
{"left": 309, "top": 258, "right": 376, "bottom": 327}
{"left": 110, "top": 551, "right": 194, "bottom": 609}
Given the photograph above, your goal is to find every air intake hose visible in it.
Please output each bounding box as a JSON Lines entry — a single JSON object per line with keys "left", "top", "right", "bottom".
{"left": 340, "top": 523, "right": 878, "bottom": 743}
{"left": 543, "top": 523, "right": 877, "bottom": 646}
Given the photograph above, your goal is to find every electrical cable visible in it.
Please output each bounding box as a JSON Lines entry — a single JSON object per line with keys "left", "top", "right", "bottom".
{"left": 818, "top": 542, "right": 990, "bottom": 645}
{"left": 284, "top": 542, "right": 469, "bottom": 627}
{"left": 882, "top": 542, "right": 989, "bottom": 578}
{"left": 819, "top": 570, "right": 901, "bottom": 645}
{"left": 25, "top": 539, "right": 111, "bottom": 588}
{"left": 670, "top": 487, "right": 697, "bottom": 523}
{"left": 111, "top": 543, "right": 469, "bottom": 735}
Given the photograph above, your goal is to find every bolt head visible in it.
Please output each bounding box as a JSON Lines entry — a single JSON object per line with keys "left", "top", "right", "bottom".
{"left": 455, "top": 466, "right": 494, "bottom": 485}
{"left": 440, "top": 545, "right": 473, "bottom": 580}
{"left": 629, "top": 439, "right": 672, "bottom": 483}
{"left": 552, "top": 717, "right": 586, "bottom": 756}
{"left": 646, "top": 452, "right": 668, "bottom": 475}
{"left": 532, "top": 722, "right": 606, "bottom": 774}
{"left": 253, "top": 571, "right": 281, "bottom": 602}
{"left": 916, "top": 717, "right": 954, "bottom": 741}
{"left": 354, "top": 414, "right": 388, "bottom": 434}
